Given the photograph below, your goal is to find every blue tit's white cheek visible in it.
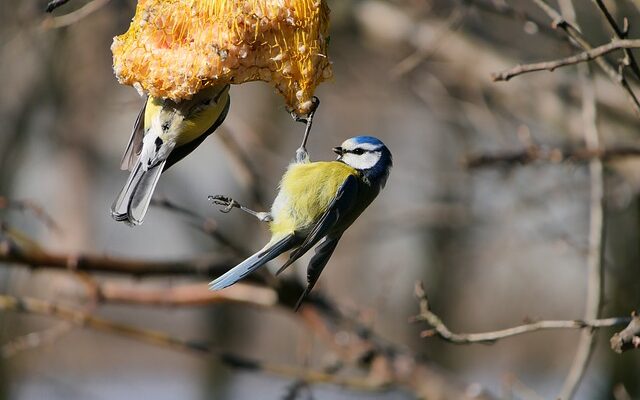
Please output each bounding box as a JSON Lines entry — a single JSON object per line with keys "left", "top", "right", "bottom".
{"left": 341, "top": 152, "right": 381, "bottom": 170}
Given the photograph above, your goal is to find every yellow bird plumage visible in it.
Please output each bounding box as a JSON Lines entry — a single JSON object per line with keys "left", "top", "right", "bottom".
{"left": 269, "top": 161, "right": 359, "bottom": 235}
{"left": 112, "top": 84, "right": 230, "bottom": 225}
{"left": 209, "top": 135, "right": 392, "bottom": 309}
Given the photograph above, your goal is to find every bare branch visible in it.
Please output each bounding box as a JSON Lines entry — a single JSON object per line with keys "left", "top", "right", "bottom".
{"left": 558, "top": 5, "right": 606, "bottom": 396}
{"left": 492, "top": 39, "right": 640, "bottom": 81}
{"left": 413, "top": 282, "right": 628, "bottom": 345}
{"left": 610, "top": 312, "right": 640, "bottom": 353}
{"left": 592, "top": 0, "right": 640, "bottom": 81}
{"left": 531, "top": 0, "right": 640, "bottom": 116}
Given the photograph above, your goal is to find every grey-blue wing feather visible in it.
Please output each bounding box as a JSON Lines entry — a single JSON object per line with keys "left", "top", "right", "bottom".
{"left": 294, "top": 235, "right": 342, "bottom": 311}
{"left": 277, "top": 174, "right": 359, "bottom": 275}
{"left": 120, "top": 100, "right": 146, "bottom": 171}
{"left": 209, "top": 234, "right": 297, "bottom": 290}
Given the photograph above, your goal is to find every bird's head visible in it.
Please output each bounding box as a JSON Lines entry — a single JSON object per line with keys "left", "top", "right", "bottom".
{"left": 334, "top": 136, "right": 392, "bottom": 185}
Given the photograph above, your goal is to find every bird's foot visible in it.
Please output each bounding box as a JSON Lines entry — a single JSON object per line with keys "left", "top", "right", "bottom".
{"left": 290, "top": 97, "right": 320, "bottom": 162}
{"left": 290, "top": 96, "right": 320, "bottom": 125}
{"left": 208, "top": 195, "right": 273, "bottom": 222}
{"left": 208, "top": 195, "right": 239, "bottom": 213}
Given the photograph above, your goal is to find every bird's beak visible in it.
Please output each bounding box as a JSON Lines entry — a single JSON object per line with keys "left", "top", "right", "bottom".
{"left": 333, "top": 146, "right": 343, "bottom": 156}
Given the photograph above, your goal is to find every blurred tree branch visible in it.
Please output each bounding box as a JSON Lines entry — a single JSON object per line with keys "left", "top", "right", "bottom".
{"left": 463, "top": 0, "right": 560, "bottom": 39}
{"left": 0, "top": 294, "right": 387, "bottom": 392}
{"left": 150, "top": 197, "right": 251, "bottom": 256}
{"left": 1, "top": 322, "right": 72, "bottom": 358}
{"left": 97, "top": 281, "right": 277, "bottom": 307}
{"left": 0, "top": 256, "right": 496, "bottom": 398}
{"left": 557, "top": 2, "right": 606, "bottom": 398}
{"left": 0, "top": 237, "right": 239, "bottom": 277}
{"left": 0, "top": 199, "right": 495, "bottom": 399}
{"left": 464, "top": 145, "right": 640, "bottom": 168}
{"left": 0, "top": 196, "right": 60, "bottom": 232}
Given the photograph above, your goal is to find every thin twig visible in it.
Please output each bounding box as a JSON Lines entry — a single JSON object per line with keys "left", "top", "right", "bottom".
{"left": 0, "top": 295, "right": 386, "bottom": 392}
{"left": 592, "top": 0, "right": 640, "bottom": 81}
{"left": 413, "top": 283, "right": 627, "bottom": 345}
{"left": 531, "top": 0, "right": 640, "bottom": 116}
{"left": 464, "top": 145, "right": 640, "bottom": 168}
{"left": 492, "top": 39, "right": 640, "bottom": 81}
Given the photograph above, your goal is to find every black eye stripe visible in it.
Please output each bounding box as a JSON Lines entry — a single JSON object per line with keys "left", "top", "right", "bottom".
{"left": 345, "top": 149, "right": 364, "bottom": 154}
{"left": 345, "top": 148, "right": 377, "bottom": 155}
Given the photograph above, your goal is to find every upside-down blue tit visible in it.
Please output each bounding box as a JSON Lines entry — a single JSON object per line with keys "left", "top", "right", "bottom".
{"left": 209, "top": 135, "right": 392, "bottom": 309}
{"left": 111, "top": 85, "right": 231, "bottom": 225}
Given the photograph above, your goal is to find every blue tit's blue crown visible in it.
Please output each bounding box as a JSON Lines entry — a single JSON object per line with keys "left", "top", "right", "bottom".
{"left": 351, "top": 136, "right": 385, "bottom": 146}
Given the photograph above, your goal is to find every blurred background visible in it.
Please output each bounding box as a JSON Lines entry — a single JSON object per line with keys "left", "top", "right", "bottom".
{"left": 1, "top": 0, "right": 639, "bottom": 399}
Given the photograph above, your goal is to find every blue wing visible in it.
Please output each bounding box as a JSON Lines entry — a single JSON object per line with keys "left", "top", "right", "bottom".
{"left": 276, "top": 174, "right": 359, "bottom": 276}
{"left": 120, "top": 99, "right": 146, "bottom": 171}
{"left": 208, "top": 234, "right": 297, "bottom": 290}
{"left": 294, "top": 234, "right": 342, "bottom": 311}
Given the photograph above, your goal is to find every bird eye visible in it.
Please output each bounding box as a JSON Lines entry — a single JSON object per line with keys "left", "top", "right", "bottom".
{"left": 352, "top": 148, "right": 365, "bottom": 155}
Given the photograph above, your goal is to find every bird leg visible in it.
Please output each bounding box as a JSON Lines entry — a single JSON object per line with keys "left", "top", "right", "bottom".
{"left": 290, "top": 96, "right": 320, "bottom": 163}
{"left": 208, "top": 195, "right": 273, "bottom": 222}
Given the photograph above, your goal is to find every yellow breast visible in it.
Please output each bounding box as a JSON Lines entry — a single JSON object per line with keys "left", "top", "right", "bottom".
{"left": 269, "top": 161, "right": 359, "bottom": 235}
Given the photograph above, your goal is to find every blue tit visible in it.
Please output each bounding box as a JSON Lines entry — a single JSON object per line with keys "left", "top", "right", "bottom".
{"left": 209, "top": 135, "right": 392, "bottom": 309}
{"left": 111, "top": 84, "right": 231, "bottom": 225}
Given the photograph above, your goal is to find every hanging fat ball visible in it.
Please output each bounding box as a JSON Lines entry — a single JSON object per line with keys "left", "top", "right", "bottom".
{"left": 111, "top": 0, "right": 332, "bottom": 115}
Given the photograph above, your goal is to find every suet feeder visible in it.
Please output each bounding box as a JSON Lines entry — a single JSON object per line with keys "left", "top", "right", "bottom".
{"left": 111, "top": 0, "right": 332, "bottom": 115}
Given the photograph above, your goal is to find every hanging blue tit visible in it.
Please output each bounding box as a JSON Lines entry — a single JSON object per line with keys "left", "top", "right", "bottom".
{"left": 209, "top": 135, "right": 392, "bottom": 310}
{"left": 111, "top": 84, "right": 231, "bottom": 225}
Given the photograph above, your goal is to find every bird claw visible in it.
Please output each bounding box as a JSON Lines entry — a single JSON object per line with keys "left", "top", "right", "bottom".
{"left": 208, "top": 195, "right": 239, "bottom": 213}
{"left": 290, "top": 96, "right": 320, "bottom": 124}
